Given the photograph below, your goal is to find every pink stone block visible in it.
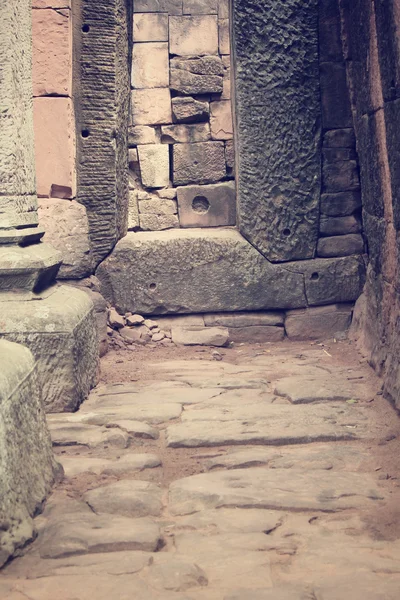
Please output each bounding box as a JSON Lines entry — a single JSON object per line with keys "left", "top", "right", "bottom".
{"left": 33, "top": 98, "right": 76, "bottom": 198}
{"left": 32, "top": 7, "right": 72, "bottom": 96}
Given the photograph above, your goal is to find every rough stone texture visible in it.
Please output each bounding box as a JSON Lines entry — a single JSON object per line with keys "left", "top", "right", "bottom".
{"left": 170, "top": 55, "right": 224, "bottom": 76}
{"left": 170, "top": 69, "right": 223, "bottom": 95}
{"left": 128, "top": 125, "right": 158, "bottom": 146}
{"left": 139, "top": 199, "right": 177, "bottom": 215}
{"left": 183, "top": 0, "right": 217, "bottom": 14}
{"left": 76, "top": 0, "right": 130, "bottom": 264}
{"left": 38, "top": 199, "right": 93, "bottom": 279}
{"left": 323, "top": 128, "right": 356, "bottom": 148}
{"left": 323, "top": 160, "right": 360, "bottom": 192}
{"left": 137, "top": 145, "right": 170, "bottom": 188}
{"left": 317, "top": 234, "right": 364, "bottom": 258}
{"left": 139, "top": 214, "right": 179, "bottom": 231}
{"left": 133, "top": 12, "right": 168, "bottom": 42}
{"left": 227, "top": 326, "right": 285, "bottom": 343}
{"left": 84, "top": 480, "right": 163, "bottom": 518}
{"left": 210, "top": 100, "right": 233, "bottom": 140}
{"left": 96, "top": 229, "right": 365, "bottom": 315}
{"left": 173, "top": 142, "right": 226, "bottom": 185}
{"left": 320, "top": 215, "right": 362, "bottom": 236}
{"left": 132, "top": 88, "right": 172, "bottom": 125}
{"left": 0, "top": 243, "right": 62, "bottom": 292}
{"left": 0, "top": 285, "right": 99, "bottom": 412}
{"left": 219, "top": 18, "right": 230, "bottom": 54}
{"left": 0, "top": 0, "right": 38, "bottom": 229}
{"left": 169, "top": 15, "right": 219, "bottom": 56}
{"left": 60, "top": 453, "right": 161, "bottom": 477}
{"left": 233, "top": 0, "right": 321, "bottom": 261}
{"left": 172, "top": 97, "right": 210, "bottom": 123}
{"left": 320, "top": 191, "right": 362, "bottom": 217}
{"left": 132, "top": 42, "right": 169, "bottom": 89}
{"left": 128, "top": 190, "right": 140, "bottom": 230}
{"left": 0, "top": 340, "right": 58, "bottom": 567}
{"left": 204, "top": 312, "right": 284, "bottom": 328}
{"left": 177, "top": 182, "right": 236, "bottom": 227}
{"left": 285, "top": 304, "right": 353, "bottom": 341}
{"left": 133, "top": 0, "right": 183, "bottom": 14}
{"left": 161, "top": 123, "right": 211, "bottom": 144}
{"left": 32, "top": 7, "right": 71, "bottom": 96}
{"left": 172, "top": 326, "right": 229, "bottom": 346}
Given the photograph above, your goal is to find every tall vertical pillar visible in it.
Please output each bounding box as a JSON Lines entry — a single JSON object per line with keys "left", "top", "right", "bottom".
{"left": 0, "top": 0, "right": 99, "bottom": 412}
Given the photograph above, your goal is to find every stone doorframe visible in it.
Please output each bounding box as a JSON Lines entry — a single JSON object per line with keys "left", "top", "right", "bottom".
{"left": 76, "top": 0, "right": 366, "bottom": 315}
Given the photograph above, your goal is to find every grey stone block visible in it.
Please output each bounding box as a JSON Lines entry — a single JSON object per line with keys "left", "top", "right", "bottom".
{"left": 172, "top": 97, "right": 209, "bottom": 123}
{"left": 170, "top": 69, "right": 223, "bottom": 95}
{"left": 177, "top": 182, "right": 236, "bottom": 227}
{"left": 320, "top": 62, "right": 353, "bottom": 129}
{"left": 317, "top": 234, "right": 364, "bottom": 258}
{"left": 323, "top": 128, "right": 356, "bottom": 148}
{"left": 204, "top": 312, "right": 284, "bottom": 327}
{"left": 0, "top": 243, "right": 61, "bottom": 292}
{"left": 320, "top": 215, "right": 362, "bottom": 236}
{"left": 133, "top": 0, "right": 182, "bottom": 14}
{"left": 228, "top": 326, "right": 285, "bottom": 343}
{"left": 323, "top": 160, "right": 360, "bottom": 192}
{"left": 173, "top": 142, "right": 226, "bottom": 185}
{"left": 285, "top": 304, "right": 353, "bottom": 341}
{"left": 161, "top": 123, "right": 210, "bottom": 144}
{"left": 320, "top": 191, "right": 362, "bottom": 216}
{"left": 170, "top": 55, "right": 224, "bottom": 76}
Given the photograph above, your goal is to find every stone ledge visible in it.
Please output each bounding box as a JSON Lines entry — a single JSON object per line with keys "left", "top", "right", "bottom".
{"left": 0, "top": 243, "right": 61, "bottom": 292}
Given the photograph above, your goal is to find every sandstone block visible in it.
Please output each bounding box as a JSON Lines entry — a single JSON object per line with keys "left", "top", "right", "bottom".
{"left": 170, "top": 55, "right": 224, "bottom": 76}
{"left": 225, "top": 139, "right": 235, "bottom": 171}
{"left": 317, "top": 234, "right": 364, "bottom": 258}
{"left": 219, "top": 19, "right": 230, "bottom": 54}
{"left": 320, "top": 215, "right": 362, "bottom": 236}
{"left": 173, "top": 142, "right": 226, "bottom": 185}
{"left": 32, "top": 0, "right": 71, "bottom": 5}
{"left": 183, "top": 0, "right": 218, "bottom": 14}
{"left": 0, "top": 340, "right": 58, "bottom": 567}
{"left": 38, "top": 199, "right": 93, "bottom": 279}
{"left": 219, "top": 0, "right": 229, "bottom": 18}
{"left": 161, "top": 123, "right": 210, "bottom": 143}
{"left": 138, "top": 144, "right": 170, "bottom": 188}
{"left": 84, "top": 480, "right": 163, "bottom": 518}
{"left": 210, "top": 100, "right": 233, "bottom": 140}
{"left": 177, "top": 181, "right": 236, "bottom": 227}
{"left": 228, "top": 326, "right": 285, "bottom": 343}
{"left": 172, "top": 96, "right": 209, "bottom": 123}
{"left": 132, "top": 89, "right": 172, "bottom": 125}
{"left": 157, "top": 187, "right": 177, "bottom": 199}
{"left": 320, "top": 191, "right": 362, "bottom": 216}
{"left": 33, "top": 97, "right": 75, "bottom": 198}
{"left": 133, "top": 0, "right": 182, "bottom": 14}
{"left": 32, "top": 7, "right": 71, "bottom": 96}
{"left": 170, "top": 70, "right": 223, "bottom": 95}
{"left": 156, "top": 315, "right": 205, "bottom": 331}
{"left": 128, "top": 191, "right": 140, "bottom": 230}
{"left": 132, "top": 42, "right": 169, "bottom": 89}
{"left": 169, "top": 16, "right": 219, "bottom": 56}
{"left": 204, "top": 312, "right": 284, "bottom": 327}
{"left": 172, "top": 326, "right": 229, "bottom": 347}
{"left": 128, "top": 125, "right": 158, "bottom": 146}
{"left": 128, "top": 148, "right": 139, "bottom": 168}
{"left": 323, "top": 160, "right": 360, "bottom": 192}
{"left": 139, "top": 199, "right": 177, "bottom": 215}
{"left": 108, "top": 308, "right": 125, "bottom": 329}
{"left": 139, "top": 214, "right": 179, "bottom": 230}
{"left": 323, "top": 128, "right": 356, "bottom": 148}
{"left": 285, "top": 304, "right": 353, "bottom": 341}
{"left": 0, "top": 243, "right": 62, "bottom": 292}
{"left": 133, "top": 13, "right": 168, "bottom": 41}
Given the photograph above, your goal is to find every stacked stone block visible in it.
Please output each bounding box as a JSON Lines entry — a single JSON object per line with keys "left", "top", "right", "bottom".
{"left": 129, "top": 0, "right": 235, "bottom": 232}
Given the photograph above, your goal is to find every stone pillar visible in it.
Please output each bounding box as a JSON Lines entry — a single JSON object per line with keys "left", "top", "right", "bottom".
{"left": 0, "top": 0, "right": 99, "bottom": 412}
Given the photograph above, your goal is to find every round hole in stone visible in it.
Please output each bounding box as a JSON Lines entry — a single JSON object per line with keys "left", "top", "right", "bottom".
{"left": 81, "top": 129, "right": 90, "bottom": 138}
{"left": 311, "top": 272, "right": 319, "bottom": 281}
{"left": 82, "top": 24, "right": 90, "bottom": 33}
{"left": 283, "top": 228, "right": 291, "bottom": 236}
{"left": 149, "top": 282, "right": 157, "bottom": 290}
{"left": 192, "top": 195, "right": 210, "bottom": 214}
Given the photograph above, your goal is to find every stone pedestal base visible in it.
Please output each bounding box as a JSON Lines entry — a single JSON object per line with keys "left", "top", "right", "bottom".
{"left": 0, "top": 340, "right": 58, "bottom": 567}
{"left": 0, "top": 285, "right": 99, "bottom": 412}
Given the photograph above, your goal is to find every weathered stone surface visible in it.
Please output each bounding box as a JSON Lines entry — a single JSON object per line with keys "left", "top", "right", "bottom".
{"left": 183, "top": 0, "right": 217, "bottom": 14}
{"left": 225, "top": 139, "right": 235, "bottom": 170}
{"left": 133, "top": 0, "right": 183, "bottom": 14}
{"left": 139, "top": 214, "right": 179, "bottom": 231}
{"left": 108, "top": 419, "right": 159, "bottom": 439}
{"left": 128, "top": 125, "right": 158, "bottom": 146}
{"left": 137, "top": 144, "right": 170, "bottom": 188}
{"left": 79, "top": 398, "right": 183, "bottom": 425}
{"left": 219, "top": 18, "right": 230, "bottom": 54}
{"left": 38, "top": 199, "right": 92, "bottom": 279}
{"left": 285, "top": 304, "right": 353, "bottom": 341}
{"left": 0, "top": 285, "right": 99, "bottom": 412}
{"left": 323, "top": 128, "right": 356, "bottom": 148}
{"left": 172, "top": 326, "right": 229, "bottom": 347}
{"left": 32, "top": 7, "right": 71, "bottom": 96}
{"left": 169, "top": 468, "right": 384, "bottom": 515}
{"left": 157, "top": 188, "right": 177, "bottom": 199}
{"left": 210, "top": 100, "right": 233, "bottom": 140}
{"left": 132, "top": 88, "right": 172, "bottom": 126}
{"left": 204, "top": 312, "right": 284, "bottom": 328}
{"left": 132, "top": 42, "right": 169, "bottom": 89}
{"left": 147, "top": 555, "right": 208, "bottom": 592}
{"left": 0, "top": 243, "right": 61, "bottom": 292}
{"left": 161, "top": 123, "right": 210, "bottom": 144}
{"left": 274, "top": 376, "right": 359, "bottom": 404}
{"left": 177, "top": 182, "right": 236, "bottom": 227}
{"left": 96, "top": 229, "right": 307, "bottom": 314}
{"left": 48, "top": 420, "right": 129, "bottom": 448}
{"left": 173, "top": 142, "right": 226, "bottom": 185}
{"left": 171, "top": 55, "right": 224, "bottom": 76}
{"left": 133, "top": 13, "right": 168, "bottom": 42}
{"left": 172, "top": 97, "right": 209, "bottom": 123}
{"left": 169, "top": 16, "right": 219, "bottom": 56}
{"left": 323, "top": 160, "right": 360, "bottom": 192}
{"left": 84, "top": 480, "right": 163, "bottom": 518}
{"left": 128, "top": 190, "right": 140, "bottom": 230}
{"left": 320, "top": 191, "right": 362, "bottom": 216}
{"left": 170, "top": 69, "right": 223, "bottom": 95}
{"left": 60, "top": 453, "right": 161, "bottom": 477}
{"left": 0, "top": 340, "right": 57, "bottom": 567}
{"left": 320, "top": 215, "right": 362, "bottom": 236}
{"left": 234, "top": 0, "right": 321, "bottom": 261}
{"left": 139, "top": 199, "right": 177, "bottom": 215}
{"left": 317, "top": 234, "right": 364, "bottom": 258}
{"left": 228, "top": 326, "right": 285, "bottom": 343}
{"left": 108, "top": 308, "right": 125, "bottom": 328}
{"left": 320, "top": 62, "right": 353, "bottom": 129}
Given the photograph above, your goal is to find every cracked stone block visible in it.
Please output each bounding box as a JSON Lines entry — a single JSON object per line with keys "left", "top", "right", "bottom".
{"left": 177, "top": 181, "right": 236, "bottom": 227}
{"left": 133, "top": 13, "right": 168, "bottom": 41}
{"left": 132, "top": 42, "right": 169, "bottom": 89}
{"left": 285, "top": 304, "right": 353, "bottom": 341}
{"left": 38, "top": 199, "right": 93, "bottom": 279}
{"left": 173, "top": 142, "right": 226, "bottom": 185}
{"left": 317, "top": 234, "right": 364, "bottom": 258}
{"left": 169, "top": 16, "right": 219, "bottom": 56}
{"left": 210, "top": 100, "right": 233, "bottom": 140}
{"left": 132, "top": 88, "right": 172, "bottom": 125}
{"left": 161, "top": 123, "right": 210, "bottom": 144}
{"left": 138, "top": 144, "right": 169, "bottom": 188}
{"left": 172, "top": 97, "right": 210, "bottom": 123}
{"left": 32, "top": 7, "right": 71, "bottom": 96}
{"left": 219, "top": 18, "right": 230, "bottom": 54}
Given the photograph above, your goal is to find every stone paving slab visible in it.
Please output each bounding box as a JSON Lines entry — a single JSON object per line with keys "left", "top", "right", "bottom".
{"left": 167, "top": 508, "right": 283, "bottom": 535}
{"left": 169, "top": 468, "right": 384, "bottom": 515}
{"left": 59, "top": 453, "right": 161, "bottom": 477}
{"left": 84, "top": 480, "right": 164, "bottom": 518}
{"left": 274, "top": 376, "right": 365, "bottom": 403}
{"left": 47, "top": 421, "right": 130, "bottom": 448}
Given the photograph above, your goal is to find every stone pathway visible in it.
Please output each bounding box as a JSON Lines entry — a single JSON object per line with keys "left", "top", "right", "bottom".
{"left": 1, "top": 343, "right": 400, "bottom": 599}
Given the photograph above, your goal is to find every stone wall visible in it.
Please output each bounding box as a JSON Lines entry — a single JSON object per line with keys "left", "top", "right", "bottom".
{"left": 339, "top": 0, "right": 400, "bottom": 410}
{"left": 128, "top": 0, "right": 236, "bottom": 232}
